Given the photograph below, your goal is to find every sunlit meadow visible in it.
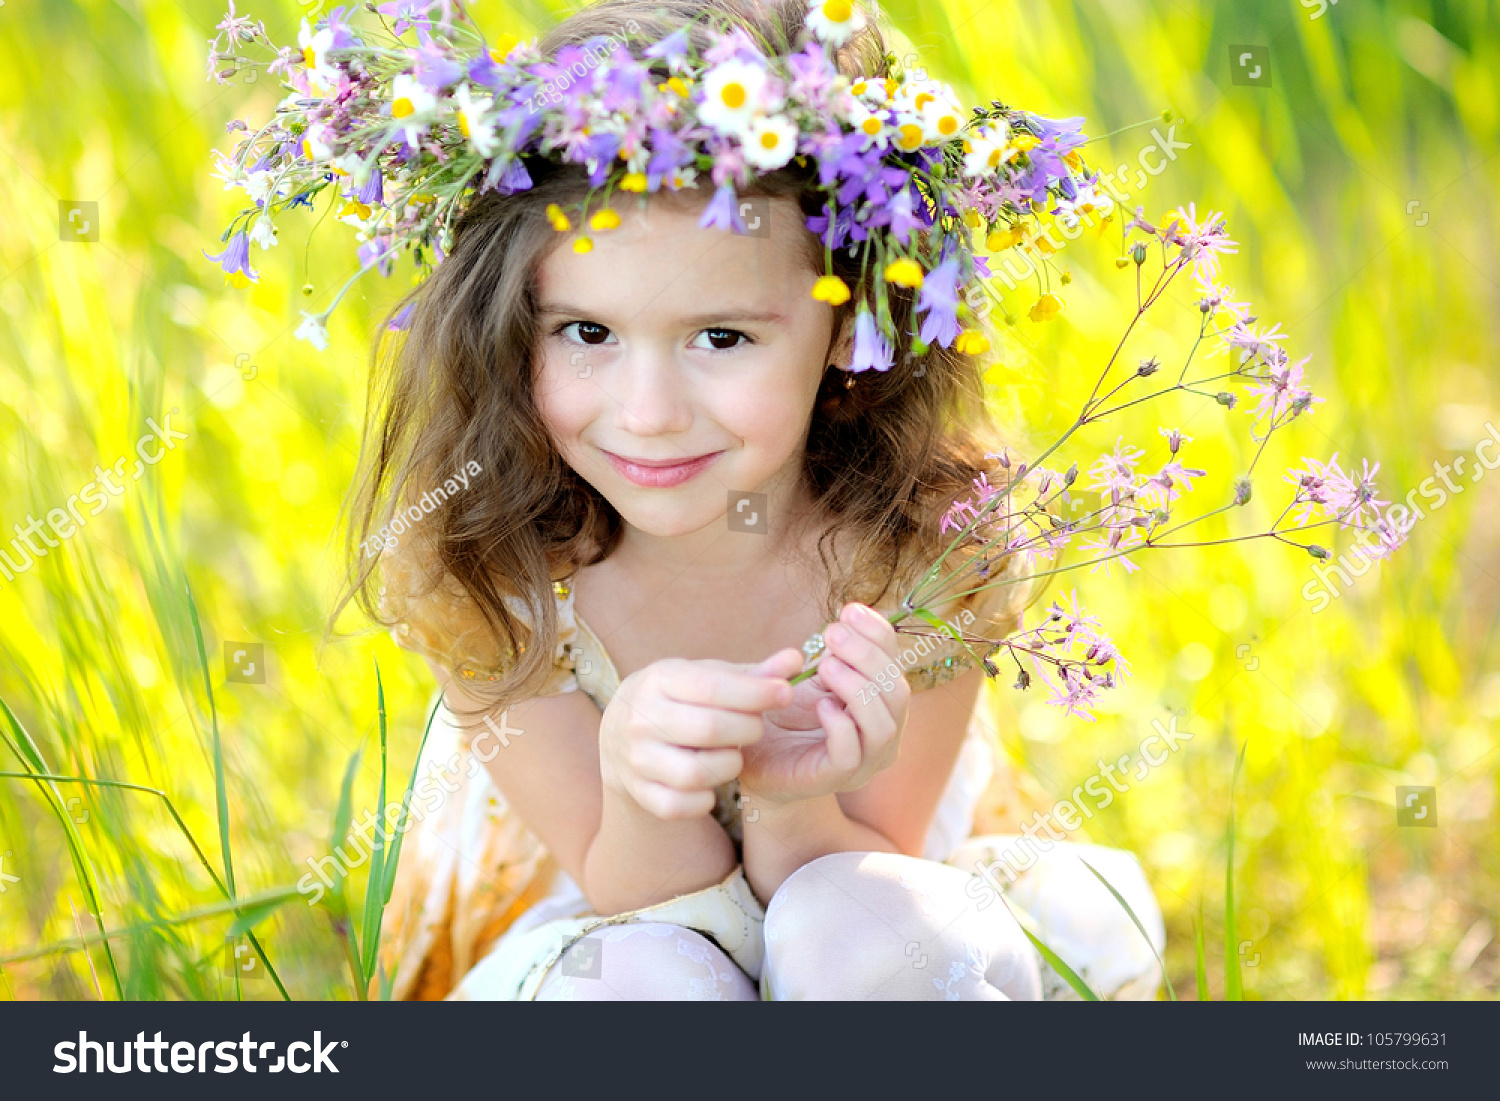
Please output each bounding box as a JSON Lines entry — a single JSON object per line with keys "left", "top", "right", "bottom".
{"left": 0, "top": 0, "right": 1495, "bottom": 999}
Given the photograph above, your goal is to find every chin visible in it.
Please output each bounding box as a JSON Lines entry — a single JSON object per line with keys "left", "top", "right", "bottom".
{"left": 610, "top": 493, "right": 726, "bottom": 538}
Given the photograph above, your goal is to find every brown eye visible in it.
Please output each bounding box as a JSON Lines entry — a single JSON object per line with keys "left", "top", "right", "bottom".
{"left": 559, "top": 321, "right": 612, "bottom": 346}
{"left": 700, "top": 328, "right": 749, "bottom": 351}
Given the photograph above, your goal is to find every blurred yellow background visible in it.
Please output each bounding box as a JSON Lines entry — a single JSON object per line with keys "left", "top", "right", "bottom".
{"left": 0, "top": 0, "right": 1495, "bottom": 998}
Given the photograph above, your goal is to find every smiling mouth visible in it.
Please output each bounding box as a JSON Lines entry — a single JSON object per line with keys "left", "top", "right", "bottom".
{"left": 601, "top": 448, "right": 724, "bottom": 488}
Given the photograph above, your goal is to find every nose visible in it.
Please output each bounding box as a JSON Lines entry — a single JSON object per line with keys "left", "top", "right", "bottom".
{"left": 610, "top": 345, "right": 694, "bottom": 438}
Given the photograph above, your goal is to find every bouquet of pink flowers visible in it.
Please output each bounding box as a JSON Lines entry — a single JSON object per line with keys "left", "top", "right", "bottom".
{"left": 849, "top": 205, "right": 1408, "bottom": 717}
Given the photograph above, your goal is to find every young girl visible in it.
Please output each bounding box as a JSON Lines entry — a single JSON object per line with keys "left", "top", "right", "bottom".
{"left": 342, "top": 0, "right": 1165, "bottom": 1000}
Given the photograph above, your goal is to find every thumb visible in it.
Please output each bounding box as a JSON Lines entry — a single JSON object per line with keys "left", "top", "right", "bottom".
{"left": 747, "top": 647, "right": 805, "bottom": 680}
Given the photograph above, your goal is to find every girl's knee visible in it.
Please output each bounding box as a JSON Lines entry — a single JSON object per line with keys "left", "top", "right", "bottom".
{"left": 762, "top": 851, "right": 1040, "bottom": 1000}
{"left": 535, "top": 922, "right": 758, "bottom": 1001}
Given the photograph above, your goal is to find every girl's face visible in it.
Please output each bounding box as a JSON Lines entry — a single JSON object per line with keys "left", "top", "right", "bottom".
{"left": 533, "top": 191, "right": 843, "bottom": 539}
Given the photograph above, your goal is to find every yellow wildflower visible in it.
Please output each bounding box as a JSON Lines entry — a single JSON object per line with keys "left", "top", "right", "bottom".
{"left": 1029, "top": 293, "right": 1064, "bottom": 322}
{"left": 955, "top": 330, "right": 990, "bottom": 355}
{"left": 811, "top": 275, "right": 852, "bottom": 306}
{"left": 884, "top": 257, "right": 924, "bottom": 287}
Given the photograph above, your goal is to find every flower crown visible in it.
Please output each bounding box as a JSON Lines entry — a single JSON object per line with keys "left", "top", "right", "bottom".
{"left": 205, "top": 0, "right": 1105, "bottom": 366}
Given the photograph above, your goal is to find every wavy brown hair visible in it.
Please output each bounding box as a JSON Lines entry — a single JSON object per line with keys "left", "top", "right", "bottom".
{"left": 328, "top": 0, "right": 1014, "bottom": 715}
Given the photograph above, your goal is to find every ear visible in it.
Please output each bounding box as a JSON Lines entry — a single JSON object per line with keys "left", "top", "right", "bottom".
{"left": 825, "top": 307, "right": 855, "bottom": 371}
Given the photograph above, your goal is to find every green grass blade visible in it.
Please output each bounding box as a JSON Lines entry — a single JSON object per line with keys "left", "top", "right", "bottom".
{"left": 1224, "top": 740, "right": 1248, "bottom": 1001}
{"left": 0, "top": 697, "right": 124, "bottom": 999}
{"left": 331, "top": 744, "right": 363, "bottom": 890}
{"left": 995, "top": 893, "right": 1099, "bottom": 1000}
{"left": 1194, "top": 899, "right": 1209, "bottom": 1001}
{"left": 1079, "top": 857, "right": 1174, "bottom": 1001}
{"left": 358, "top": 662, "right": 389, "bottom": 984}
{"left": 328, "top": 741, "right": 366, "bottom": 999}
{"left": 380, "top": 693, "right": 440, "bottom": 904}
{"left": 183, "top": 582, "right": 235, "bottom": 900}
{"left": 0, "top": 770, "right": 290, "bottom": 1000}
{"left": 1020, "top": 925, "right": 1100, "bottom": 1001}
{"left": 225, "top": 894, "right": 296, "bottom": 939}
{"left": 367, "top": 692, "right": 442, "bottom": 998}
{"left": 0, "top": 887, "right": 304, "bottom": 966}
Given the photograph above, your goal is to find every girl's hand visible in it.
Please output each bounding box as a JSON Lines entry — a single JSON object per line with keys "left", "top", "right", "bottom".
{"left": 738, "top": 602, "right": 911, "bottom": 806}
{"left": 598, "top": 655, "right": 795, "bottom": 820}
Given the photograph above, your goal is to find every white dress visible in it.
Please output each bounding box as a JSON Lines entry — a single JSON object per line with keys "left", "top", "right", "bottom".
{"left": 376, "top": 564, "right": 1166, "bottom": 1000}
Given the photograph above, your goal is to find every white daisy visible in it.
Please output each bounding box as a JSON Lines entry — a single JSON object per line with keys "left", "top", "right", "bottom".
{"left": 332, "top": 152, "right": 372, "bottom": 188}
{"left": 698, "top": 59, "right": 772, "bottom": 137}
{"left": 806, "top": 0, "right": 866, "bottom": 47}
{"left": 390, "top": 74, "right": 437, "bottom": 145}
{"left": 453, "top": 84, "right": 500, "bottom": 157}
{"left": 743, "top": 114, "right": 798, "bottom": 169}
{"left": 665, "top": 165, "right": 699, "bottom": 190}
{"left": 962, "top": 121, "right": 1012, "bottom": 178}
{"left": 848, "top": 77, "right": 892, "bottom": 106}
{"left": 848, "top": 102, "right": 891, "bottom": 152}
{"left": 297, "top": 17, "right": 342, "bottom": 92}
{"left": 300, "top": 123, "right": 337, "bottom": 163}
{"left": 1055, "top": 184, "right": 1115, "bottom": 231}
{"left": 916, "top": 87, "right": 966, "bottom": 144}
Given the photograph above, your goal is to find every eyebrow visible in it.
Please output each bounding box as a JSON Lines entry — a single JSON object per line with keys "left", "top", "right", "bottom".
{"left": 537, "top": 302, "right": 788, "bottom": 326}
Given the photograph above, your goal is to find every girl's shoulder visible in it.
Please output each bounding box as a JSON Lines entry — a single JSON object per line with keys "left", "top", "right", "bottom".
{"left": 376, "top": 535, "right": 579, "bottom": 696}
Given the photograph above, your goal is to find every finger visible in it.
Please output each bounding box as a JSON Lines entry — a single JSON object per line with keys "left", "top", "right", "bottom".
{"left": 838, "top": 602, "right": 901, "bottom": 658}
{"left": 749, "top": 647, "right": 805, "bottom": 680}
{"left": 632, "top": 742, "right": 743, "bottom": 792}
{"left": 657, "top": 660, "right": 794, "bottom": 713}
{"left": 818, "top": 655, "right": 898, "bottom": 750}
{"left": 824, "top": 620, "right": 903, "bottom": 687}
{"left": 632, "top": 780, "right": 716, "bottom": 821}
{"left": 817, "top": 696, "right": 862, "bottom": 773}
{"left": 660, "top": 698, "right": 766, "bottom": 749}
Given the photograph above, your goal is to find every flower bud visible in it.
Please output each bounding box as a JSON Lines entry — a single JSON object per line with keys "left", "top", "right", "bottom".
{"left": 1307, "top": 544, "right": 1329, "bottom": 559}
{"left": 1064, "top": 462, "right": 1078, "bottom": 486}
{"left": 982, "top": 657, "right": 1000, "bottom": 677}
{"left": 1215, "top": 391, "right": 1237, "bottom": 408}
{"left": 1234, "top": 478, "right": 1253, "bottom": 505}
{"left": 1137, "top": 356, "right": 1161, "bottom": 377}
{"left": 1014, "top": 668, "right": 1032, "bottom": 690}
{"left": 302, "top": 283, "right": 315, "bottom": 296}
{"left": 1130, "top": 242, "right": 1148, "bottom": 265}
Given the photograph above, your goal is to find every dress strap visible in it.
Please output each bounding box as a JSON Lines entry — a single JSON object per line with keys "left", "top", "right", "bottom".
{"left": 553, "top": 573, "right": 620, "bottom": 708}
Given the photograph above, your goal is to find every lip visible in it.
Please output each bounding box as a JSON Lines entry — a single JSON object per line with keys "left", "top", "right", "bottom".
{"left": 601, "top": 448, "right": 724, "bottom": 488}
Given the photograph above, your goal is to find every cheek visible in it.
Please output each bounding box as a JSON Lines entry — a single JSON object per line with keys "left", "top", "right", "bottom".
{"left": 532, "top": 357, "right": 596, "bottom": 454}
{"left": 713, "top": 372, "right": 816, "bottom": 454}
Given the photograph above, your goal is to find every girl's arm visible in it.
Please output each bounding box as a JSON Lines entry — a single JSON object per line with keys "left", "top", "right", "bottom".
{"left": 429, "top": 657, "right": 739, "bottom": 916}
{"left": 740, "top": 638, "right": 985, "bottom": 903}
